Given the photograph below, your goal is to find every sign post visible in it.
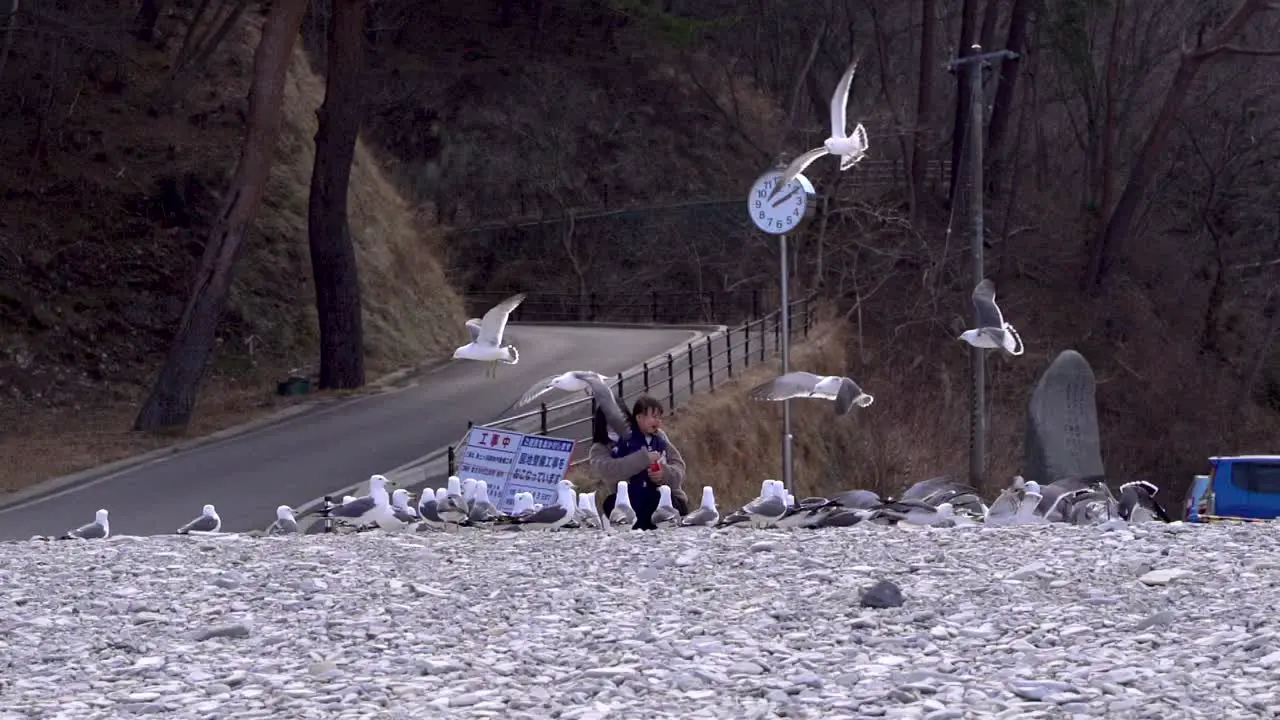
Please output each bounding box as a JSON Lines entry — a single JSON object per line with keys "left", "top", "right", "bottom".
{"left": 746, "top": 168, "right": 816, "bottom": 496}
{"left": 454, "top": 425, "right": 575, "bottom": 511}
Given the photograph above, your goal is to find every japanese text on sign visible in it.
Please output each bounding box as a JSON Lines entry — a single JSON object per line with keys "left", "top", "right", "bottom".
{"left": 454, "top": 426, "right": 575, "bottom": 513}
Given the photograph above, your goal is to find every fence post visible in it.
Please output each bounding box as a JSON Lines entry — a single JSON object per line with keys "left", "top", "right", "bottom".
{"left": 709, "top": 292, "right": 716, "bottom": 322}
{"left": 706, "top": 336, "right": 714, "bottom": 390}
{"left": 774, "top": 312, "right": 781, "bottom": 353}
{"left": 322, "top": 496, "right": 334, "bottom": 534}
{"left": 752, "top": 315, "right": 762, "bottom": 361}
{"left": 643, "top": 361, "right": 650, "bottom": 392}
{"left": 752, "top": 289, "right": 760, "bottom": 320}
{"left": 666, "top": 353, "right": 675, "bottom": 410}
{"left": 744, "top": 322, "right": 751, "bottom": 368}
{"left": 687, "top": 342, "right": 695, "bottom": 394}
{"left": 447, "top": 445, "right": 456, "bottom": 476}
{"left": 651, "top": 291, "right": 658, "bottom": 323}
{"left": 726, "top": 330, "right": 733, "bottom": 377}
{"left": 539, "top": 403, "right": 548, "bottom": 435}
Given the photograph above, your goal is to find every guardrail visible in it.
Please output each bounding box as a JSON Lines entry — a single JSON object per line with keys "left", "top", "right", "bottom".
{"left": 448, "top": 293, "right": 817, "bottom": 474}
{"left": 462, "top": 289, "right": 770, "bottom": 325}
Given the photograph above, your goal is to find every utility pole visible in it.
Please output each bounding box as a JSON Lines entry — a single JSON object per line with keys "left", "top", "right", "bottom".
{"left": 946, "top": 44, "right": 1017, "bottom": 490}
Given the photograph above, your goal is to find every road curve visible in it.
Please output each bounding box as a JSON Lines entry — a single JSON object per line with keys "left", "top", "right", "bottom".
{"left": 0, "top": 325, "right": 703, "bottom": 540}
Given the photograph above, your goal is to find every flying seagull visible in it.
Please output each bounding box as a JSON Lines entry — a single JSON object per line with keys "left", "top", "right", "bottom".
{"left": 453, "top": 293, "right": 527, "bottom": 378}
{"left": 747, "top": 371, "right": 874, "bottom": 415}
{"left": 770, "top": 56, "right": 869, "bottom": 199}
{"left": 958, "top": 278, "right": 1024, "bottom": 356}
{"left": 517, "top": 371, "right": 618, "bottom": 409}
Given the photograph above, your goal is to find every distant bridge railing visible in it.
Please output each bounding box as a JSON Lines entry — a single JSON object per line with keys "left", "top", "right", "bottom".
{"left": 462, "top": 289, "right": 772, "bottom": 325}
{"left": 447, "top": 292, "right": 817, "bottom": 476}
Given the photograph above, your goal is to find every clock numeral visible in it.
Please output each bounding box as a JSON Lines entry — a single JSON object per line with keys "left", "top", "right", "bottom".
{"left": 758, "top": 211, "right": 765, "bottom": 220}
{"left": 754, "top": 200, "right": 761, "bottom": 209}
{"left": 786, "top": 215, "right": 794, "bottom": 226}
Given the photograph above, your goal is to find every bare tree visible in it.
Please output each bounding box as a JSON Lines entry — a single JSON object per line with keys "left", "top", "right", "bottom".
{"left": 1083, "top": 0, "right": 1280, "bottom": 292}
{"left": 910, "top": 0, "right": 937, "bottom": 220}
{"left": 134, "top": 0, "right": 310, "bottom": 432}
{"left": 307, "top": 0, "right": 367, "bottom": 390}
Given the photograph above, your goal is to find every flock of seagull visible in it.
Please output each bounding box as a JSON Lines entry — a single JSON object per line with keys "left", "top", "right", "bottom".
{"left": 50, "top": 469, "right": 1170, "bottom": 541}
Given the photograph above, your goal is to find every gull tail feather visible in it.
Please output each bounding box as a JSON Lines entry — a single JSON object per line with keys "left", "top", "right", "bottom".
{"left": 1004, "top": 325, "right": 1025, "bottom": 356}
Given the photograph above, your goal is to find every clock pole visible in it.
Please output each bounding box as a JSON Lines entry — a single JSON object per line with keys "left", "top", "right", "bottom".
{"left": 779, "top": 232, "right": 794, "bottom": 497}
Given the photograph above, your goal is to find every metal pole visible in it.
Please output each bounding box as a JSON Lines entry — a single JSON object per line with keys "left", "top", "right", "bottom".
{"left": 780, "top": 233, "right": 794, "bottom": 495}
{"left": 943, "top": 43, "right": 1016, "bottom": 490}
{"left": 968, "top": 49, "right": 986, "bottom": 491}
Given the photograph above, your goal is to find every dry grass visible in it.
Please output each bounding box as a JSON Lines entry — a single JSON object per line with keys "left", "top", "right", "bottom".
{"left": 0, "top": 15, "right": 464, "bottom": 492}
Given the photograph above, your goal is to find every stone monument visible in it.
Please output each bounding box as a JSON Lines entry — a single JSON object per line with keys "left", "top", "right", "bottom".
{"left": 1023, "top": 350, "right": 1106, "bottom": 484}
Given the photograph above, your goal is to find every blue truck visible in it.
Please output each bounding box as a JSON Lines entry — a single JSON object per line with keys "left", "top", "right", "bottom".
{"left": 1184, "top": 455, "right": 1280, "bottom": 522}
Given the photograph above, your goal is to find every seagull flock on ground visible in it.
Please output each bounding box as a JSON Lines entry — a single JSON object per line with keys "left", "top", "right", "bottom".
{"left": 50, "top": 470, "right": 1171, "bottom": 541}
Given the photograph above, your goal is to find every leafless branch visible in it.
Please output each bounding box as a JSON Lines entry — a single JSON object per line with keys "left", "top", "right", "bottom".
{"left": 1215, "top": 44, "right": 1280, "bottom": 56}
{"left": 773, "top": 22, "right": 826, "bottom": 160}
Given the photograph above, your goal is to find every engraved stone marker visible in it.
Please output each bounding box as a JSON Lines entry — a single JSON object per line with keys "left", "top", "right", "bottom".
{"left": 1023, "top": 350, "right": 1105, "bottom": 484}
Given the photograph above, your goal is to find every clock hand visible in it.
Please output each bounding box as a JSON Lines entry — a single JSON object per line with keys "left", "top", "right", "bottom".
{"left": 771, "top": 187, "right": 799, "bottom": 208}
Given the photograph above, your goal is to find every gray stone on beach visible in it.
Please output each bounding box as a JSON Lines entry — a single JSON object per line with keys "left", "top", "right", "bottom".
{"left": 1023, "top": 350, "right": 1105, "bottom": 485}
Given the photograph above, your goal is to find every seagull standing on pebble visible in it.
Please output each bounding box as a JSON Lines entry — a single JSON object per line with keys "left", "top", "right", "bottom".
{"left": 268, "top": 506, "right": 298, "bottom": 535}
{"left": 61, "top": 509, "right": 110, "bottom": 540}
{"left": 176, "top": 504, "right": 221, "bottom": 534}
{"left": 608, "top": 480, "right": 638, "bottom": 529}
{"left": 680, "top": 486, "right": 720, "bottom": 527}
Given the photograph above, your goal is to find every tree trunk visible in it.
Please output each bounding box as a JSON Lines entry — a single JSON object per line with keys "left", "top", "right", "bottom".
{"left": 133, "top": 0, "right": 163, "bottom": 42}
{"left": 308, "top": 0, "right": 367, "bottom": 390}
{"left": 133, "top": 0, "right": 309, "bottom": 432}
{"left": 1083, "top": 0, "right": 1275, "bottom": 292}
{"left": 910, "top": 0, "right": 936, "bottom": 221}
{"left": 984, "top": 0, "right": 1030, "bottom": 195}
{"left": 947, "top": 0, "right": 980, "bottom": 205}
{"left": 1098, "top": 0, "right": 1125, "bottom": 221}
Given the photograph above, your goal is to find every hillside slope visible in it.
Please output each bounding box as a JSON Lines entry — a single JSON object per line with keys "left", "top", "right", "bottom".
{"left": 0, "top": 8, "right": 463, "bottom": 489}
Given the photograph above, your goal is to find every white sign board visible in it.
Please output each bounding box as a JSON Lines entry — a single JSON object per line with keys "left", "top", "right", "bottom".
{"left": 455, "top": 425, "right": 576, "bottom": 512}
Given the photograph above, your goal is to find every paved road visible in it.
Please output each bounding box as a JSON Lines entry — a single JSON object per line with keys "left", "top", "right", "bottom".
{"left": 0, "top": 325, "right": 703, "bottom": 540}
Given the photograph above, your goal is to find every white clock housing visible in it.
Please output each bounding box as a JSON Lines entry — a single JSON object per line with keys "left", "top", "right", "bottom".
{"left": 746, "top": 170, "right": 816, "bottom": 235}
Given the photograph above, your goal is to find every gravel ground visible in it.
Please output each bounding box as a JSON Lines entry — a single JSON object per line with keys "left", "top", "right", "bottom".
{"left": 0, "top": 521, "right": 1276, "bottom": 719}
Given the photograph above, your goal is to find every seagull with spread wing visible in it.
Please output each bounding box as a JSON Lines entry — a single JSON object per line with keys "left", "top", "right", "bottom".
{"left": 958, "top": 278, "right": 1024, "bottom": 356}
{"left": 747, "top": 371, "right": 874, "bottom": 416}
{"left": 454, "top": 293, "right": 527, "bottom": 378}
{"left": 769, "top": 56, "right": 869, "bottom": 200}
{"left": 517, "top": 370, "right": 618, "bottom": 409}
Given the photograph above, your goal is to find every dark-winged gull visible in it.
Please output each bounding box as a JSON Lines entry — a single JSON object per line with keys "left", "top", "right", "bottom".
{"left": 466, "top": 480, "right": 501, "bottom": 524}
{"left": 1036, "top": 476, "right": 1107, "bottom": 521}
{"left": 716, "top": 479, "right": 774, "bottom": 528}
{"left": 1118, "top": 481, "right": 1170, "bottom": 523}
{"left": 439, "top": 476, "right": 469, "bottom": 529}
{"left": 770, "top": 55, "right": 868, "bottom": 199}
{"left": 576, "top": 492, "right": 603, "bottom": 529}
{"left": 741, "top": 479, "right": 789, "bottom": 528}
{"left": 61, "top": 509, "right": 110, "bottom": 540}
{"left": 651, "top": 485, "right": 681, "bottom": 528}
{"left": 608, "top": 480, "right": 638, "bottom": 528}
{"left": 328, "top": 475, "right": 392, "bottom": 529}
{"left": 510, "top": 479, "right": 577, "bottom": 530}
{"left": 453, "top": 292, "right": 526, "bottom": 378}
{"left": 176, "top": 504, "right": 221, "bottom": 534}
{"left": 829, "top": 489, "right": 882, "bottom": 510}
{"left": 680, "top": 486, "right": 720, "bottom": 527}
{"left": 268, "top": 505, "right": 298, "bottom": 535}
{"left": 517, "top": 370, "right": 618, "bottom": 409}
{"left": 959, "top": 278, "right": 1024, "bottom": 356}
{"left": 748, "top": 371, "right": 874, "bottom": 416}
{"left": 415, "top": 488, "right": 448, "bottom": 532}
{"left": 775, "top": 496, "right": 837, "bottom": 529}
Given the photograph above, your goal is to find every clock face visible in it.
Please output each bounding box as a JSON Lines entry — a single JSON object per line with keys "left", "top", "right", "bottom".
{"left": 747, "top": 170, "right": 814, "bottom": 235}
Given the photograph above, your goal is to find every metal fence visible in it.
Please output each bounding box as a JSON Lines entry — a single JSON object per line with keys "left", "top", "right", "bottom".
{"left": 447, "top": 293, "right": 817, "bottom": 474}
{"left": 462, "top": 289, "right": 771, "bottom": 325}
